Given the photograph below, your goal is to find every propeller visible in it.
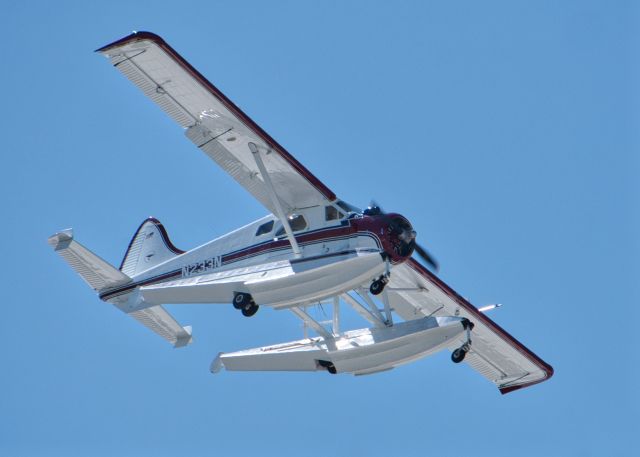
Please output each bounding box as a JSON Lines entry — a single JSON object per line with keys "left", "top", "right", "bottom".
{"left": 412, "top": 241, "right": 439, "bottom": 272}
{"left": 367, "top": 201, "right": 439, "bottom": 272}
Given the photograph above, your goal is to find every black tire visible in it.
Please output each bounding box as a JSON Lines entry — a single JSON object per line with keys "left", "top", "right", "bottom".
{"left": 233, "top": 293, "right": 249, "bottom": 309}
{"left": 370, "top": 280, "right": 384, "bottom": 296}
{"left": 451, "top": 348, "right": 466, "bottom": 363}
{"left": 318, "top": 360, "right": 337, "bottom": 374}
{"left": 241, "top": 303, "right": 259, "bottom": 317}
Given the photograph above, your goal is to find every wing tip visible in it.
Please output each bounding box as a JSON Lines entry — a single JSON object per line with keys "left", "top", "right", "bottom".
{"left": 95, "top": 30, "right": 165, "bottom": 53}
{"left": 499, "top": 363, "right": 555, "bottom": 395}
{"left": 210, "top": 353, "right": 224, "bottom": 374}
{"left": 406, "top": 258, "right": 555, "bottom": 394}
{"left": 47, "top": 228, "right": 74, "bottom": 249}
{"left": 173, "top": 325, "right": 193, "bottom": 348}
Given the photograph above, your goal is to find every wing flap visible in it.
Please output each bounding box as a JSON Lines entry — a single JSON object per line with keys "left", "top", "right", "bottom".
{"left": 97, "top": 32, "right": 336, "bottom": 214}
{"left": 387, "top": 259, "right": 553, "bottom": 394}
{"left": 184, "top": 124, "right": 280, "bottom": 212}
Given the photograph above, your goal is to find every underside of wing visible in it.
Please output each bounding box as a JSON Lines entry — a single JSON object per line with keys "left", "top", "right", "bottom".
{"left": 97, "top": 32, "right": 336, "bottom": 215}
{"left": 387, "top": 259, "right": 553, "bottom": 394}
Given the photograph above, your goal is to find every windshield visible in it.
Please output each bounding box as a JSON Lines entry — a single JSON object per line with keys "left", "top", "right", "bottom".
{"left": 336, "top": 200, "right": 361, "bottom": 214}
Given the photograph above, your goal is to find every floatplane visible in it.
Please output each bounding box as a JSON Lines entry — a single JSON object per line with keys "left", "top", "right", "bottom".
{"left": 49, "top": 32, "right": 552, "bottom": 393}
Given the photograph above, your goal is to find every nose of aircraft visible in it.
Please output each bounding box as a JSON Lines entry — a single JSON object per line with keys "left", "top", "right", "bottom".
{"left": 385, "top": 214, "right": 417, "bottom": 258}
{"left": 360, "top": 208, "right": 438, "bottom": 270}
{"left": 357, "top": 212, "right": 416, "bottom": 263}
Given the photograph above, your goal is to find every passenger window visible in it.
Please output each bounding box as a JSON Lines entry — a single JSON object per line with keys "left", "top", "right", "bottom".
{"left": 325, "top": 205, "right": 344, "bottom": 221}
{"left": 290, "top": 214, "right": 307, "bottom": 231}
{"left": 255, "top": 220, "right": 274, "bottom": 236}
{"left": 275, "top": 215, "right": 308, "bottom": 237}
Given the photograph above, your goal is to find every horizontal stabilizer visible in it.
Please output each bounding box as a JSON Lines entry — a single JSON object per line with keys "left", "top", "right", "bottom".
{"left": 128, "top": 305, "right": 193, "bottom": 348}
{"left": 113, "top": 291, "right": 193, "bottom": 348}
{"left": 48, "top": 229, "right": 130, "bottom": 291}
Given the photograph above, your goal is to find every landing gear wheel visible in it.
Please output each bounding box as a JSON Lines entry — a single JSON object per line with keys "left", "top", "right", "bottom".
{"left": 370, "top": 279, "right": 385, "bottom": 296}
{"left": 241, "top": 303, "right": 259, "bottom": 317}
{"left": 451, "top": 347, "right": 467, "bottom": 363}
{"left": 233, "top": 292, "right": 251, "bottom": 310}
{"left": 318, "top": 360, "right": 337, "bottom": 374}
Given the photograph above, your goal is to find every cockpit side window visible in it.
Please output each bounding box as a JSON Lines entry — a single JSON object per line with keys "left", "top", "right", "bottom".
{"left": 255, "top": 220, "right": 274, "bottom": 236}
{"left": 275, "top": 215, "right": 308, "bottom": 237}
{"left": 325, "top": 205, "right": 345, "bottom": 221}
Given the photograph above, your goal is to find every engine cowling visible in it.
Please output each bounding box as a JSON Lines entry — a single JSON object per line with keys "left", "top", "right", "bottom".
{"left": 356, "top": 213, "right": 416, "bottom": 264}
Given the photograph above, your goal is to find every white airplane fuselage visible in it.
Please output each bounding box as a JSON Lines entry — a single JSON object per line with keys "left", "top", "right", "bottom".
{"left": 99, "top": 205, "right": 415, "bottom": 312}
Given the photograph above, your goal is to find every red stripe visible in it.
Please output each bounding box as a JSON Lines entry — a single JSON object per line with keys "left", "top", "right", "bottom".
{"left": 101, "top": 227, "right": 377, "bottom": 301}
{"left": 100, "top": 269, "right": 182, "bottom": 300}
{"left": 222, "top": 225, "right": 360, "bottom": 263}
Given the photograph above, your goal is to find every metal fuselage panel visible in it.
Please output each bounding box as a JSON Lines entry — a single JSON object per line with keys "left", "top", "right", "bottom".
{"left": 100, "top": 210, "right": 406, "bottom": 304}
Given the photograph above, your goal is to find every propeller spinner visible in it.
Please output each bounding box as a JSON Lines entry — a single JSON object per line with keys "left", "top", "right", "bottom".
{"left": 366, "top": 201, "right": 439, "bottom": 271}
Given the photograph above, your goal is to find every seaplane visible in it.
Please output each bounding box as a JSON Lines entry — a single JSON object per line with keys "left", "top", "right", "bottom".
{"left": 49, "top": 32, "right": 553, "bottom": 394}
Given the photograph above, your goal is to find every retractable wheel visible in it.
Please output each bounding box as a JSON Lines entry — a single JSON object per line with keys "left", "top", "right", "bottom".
{"left": 451, "top": 347, "right": 467, "bottom": 363}
{"left": 370, "top": 279, "right": 385, "bottom": 295}
{"left": 318, "top": 360, "right": 337, "bottom": 374}
{"left": 233, "top": 292, "right": 252, "bottom": 309}
{"left": 241, "top": 303, "right": 259, "bottom": 317}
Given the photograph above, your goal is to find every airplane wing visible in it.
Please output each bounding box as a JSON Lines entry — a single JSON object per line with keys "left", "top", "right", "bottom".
{"left": 97, "top": 32, "right": 336, "bottom": 215}
{"left": 386, "top": 259, "right": 553, "bottom": 394}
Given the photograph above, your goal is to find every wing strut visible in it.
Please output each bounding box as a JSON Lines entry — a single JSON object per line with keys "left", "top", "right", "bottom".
{"left": 356, "top": 287, "right": 389, "bottom": 326}
{"left": 290, "top": 306, "right": 333, "bottom": 339}
{"left": 249, "top": 142, "right": 302, "bottom": 258}
{"left": 332, "top": 296, "right": 340, "bottom": 335}
{"left": 341, "top": 293, "right": 386, "bottom": 328}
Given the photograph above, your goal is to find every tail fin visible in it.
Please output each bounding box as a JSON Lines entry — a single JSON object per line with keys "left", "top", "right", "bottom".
{"left": 48, "top": 229, "right": 131, "bottom": 291}
{"left": 120, "top": 217, "right": 185, "bottom": 277}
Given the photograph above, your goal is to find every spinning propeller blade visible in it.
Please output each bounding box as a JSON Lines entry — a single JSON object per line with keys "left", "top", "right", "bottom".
{"left": 413, "top": 242, "right": 439, "bottom": 272}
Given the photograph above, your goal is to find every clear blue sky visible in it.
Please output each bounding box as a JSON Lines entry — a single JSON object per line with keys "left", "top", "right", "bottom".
{"left": 1, "top": 1, "right": 637, "bottom": 456}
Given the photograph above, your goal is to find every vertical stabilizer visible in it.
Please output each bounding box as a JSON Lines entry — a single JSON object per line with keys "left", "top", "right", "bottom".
{"left": 120, "top": 217, "right": 184, "bottom": 277}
